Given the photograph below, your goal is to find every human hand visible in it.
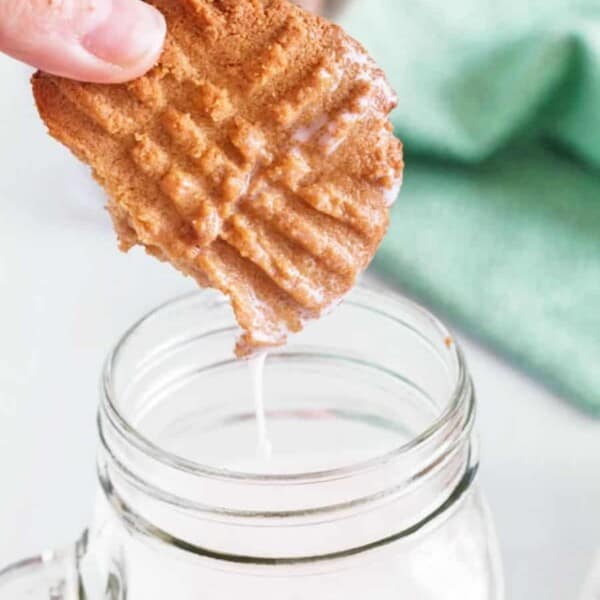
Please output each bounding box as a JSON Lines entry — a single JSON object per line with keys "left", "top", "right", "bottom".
{"left": 294, "top": 0, "right": 324, "bottom": 13}
{"left": 0, "top": 0, "right": 166, "bottom": 83}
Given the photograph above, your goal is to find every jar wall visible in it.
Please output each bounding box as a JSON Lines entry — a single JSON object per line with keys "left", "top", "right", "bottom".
{"left": 90, "top": 288, "right": 503, "bottom": 599}
{"left": 77, "top": 485, "right": 502, "bottom": 600}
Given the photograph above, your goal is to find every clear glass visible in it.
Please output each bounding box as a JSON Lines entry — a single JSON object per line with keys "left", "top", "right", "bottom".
{"left": 0, "top": 287, "right": 504, "bottom": 599}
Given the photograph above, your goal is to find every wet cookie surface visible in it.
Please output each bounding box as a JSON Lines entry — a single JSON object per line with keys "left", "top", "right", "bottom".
{"left": 33, "top": 0, "right": 403, "bottom": 356}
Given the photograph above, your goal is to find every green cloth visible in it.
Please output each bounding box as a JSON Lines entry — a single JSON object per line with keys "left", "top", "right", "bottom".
{"left": 338, "top": 1, "right": 600, "bottom": 413}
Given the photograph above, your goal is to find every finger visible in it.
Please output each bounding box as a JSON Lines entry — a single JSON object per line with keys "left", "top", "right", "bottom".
{"left": 294, "top": 0, "right": 324, "bottom": 13}
{"left": 0, "top": 0, "right": 166, "bottom": 83}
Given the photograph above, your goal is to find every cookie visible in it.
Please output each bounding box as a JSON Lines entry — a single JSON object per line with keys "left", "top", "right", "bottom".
{"left": 32, "top": 0, "right": 403, "bottom": 357}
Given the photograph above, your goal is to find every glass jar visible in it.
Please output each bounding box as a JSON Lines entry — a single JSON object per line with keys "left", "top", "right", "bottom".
{"left": 0, "top": 287, "right": 504, "bottom": 599}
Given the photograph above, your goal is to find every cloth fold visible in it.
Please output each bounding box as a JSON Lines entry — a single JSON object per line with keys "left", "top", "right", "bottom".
{"left": 338, "top": 0, "right": 600, "bottom": 413}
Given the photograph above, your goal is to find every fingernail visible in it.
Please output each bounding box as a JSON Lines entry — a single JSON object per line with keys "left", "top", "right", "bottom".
{"left": 83, "top": 0, "right": 166, "bottom": 69}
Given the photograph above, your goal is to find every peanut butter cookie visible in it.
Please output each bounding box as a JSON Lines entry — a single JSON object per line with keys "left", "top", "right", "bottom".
{"left": 33, "top": 0, "right": 403, "bottom": 356}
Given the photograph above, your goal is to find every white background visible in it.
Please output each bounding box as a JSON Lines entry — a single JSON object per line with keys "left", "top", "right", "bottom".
{"left": 1, "top": 56, "right": 599, "bottom": 599}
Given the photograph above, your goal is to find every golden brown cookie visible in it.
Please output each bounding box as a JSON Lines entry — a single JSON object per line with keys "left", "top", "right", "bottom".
{"left": 32, "top": 0, "right": 403, "bottom": 356}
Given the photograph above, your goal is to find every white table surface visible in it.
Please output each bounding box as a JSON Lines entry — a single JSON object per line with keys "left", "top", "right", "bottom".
{"left": 1, "top": 56, "right": 599, "bottom": 600}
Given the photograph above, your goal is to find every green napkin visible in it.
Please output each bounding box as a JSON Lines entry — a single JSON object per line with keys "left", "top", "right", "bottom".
{"left": 338, "top": 0, "right": 600, "bottom": 413}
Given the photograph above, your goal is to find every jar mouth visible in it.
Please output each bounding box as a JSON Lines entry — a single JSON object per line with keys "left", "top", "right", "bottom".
{"left": 100, "top": 285, "right": 471, "bottom": 485}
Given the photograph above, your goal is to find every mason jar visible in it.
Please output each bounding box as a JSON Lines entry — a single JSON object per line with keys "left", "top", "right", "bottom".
{"left": 0, "top": 287, "right": 504, "bottom": 599}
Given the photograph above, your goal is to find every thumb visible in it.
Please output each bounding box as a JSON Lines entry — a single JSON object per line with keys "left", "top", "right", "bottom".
{"left": 0, "top": 0, "right": 166, "bottom": 83}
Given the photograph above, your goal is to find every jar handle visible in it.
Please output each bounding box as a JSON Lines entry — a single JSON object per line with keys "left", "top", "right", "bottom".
{"left": 0, "top": 533, "right": 87, "bottom": 600}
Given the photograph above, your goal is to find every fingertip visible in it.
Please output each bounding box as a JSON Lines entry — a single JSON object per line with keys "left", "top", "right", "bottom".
{"left": 81, "top": 0, "right": 167, "bottom": 83}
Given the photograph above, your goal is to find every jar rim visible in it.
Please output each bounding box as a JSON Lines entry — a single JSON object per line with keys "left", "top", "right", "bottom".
{"left": 100, "top": 284, "right": 471, "bottom": 484}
